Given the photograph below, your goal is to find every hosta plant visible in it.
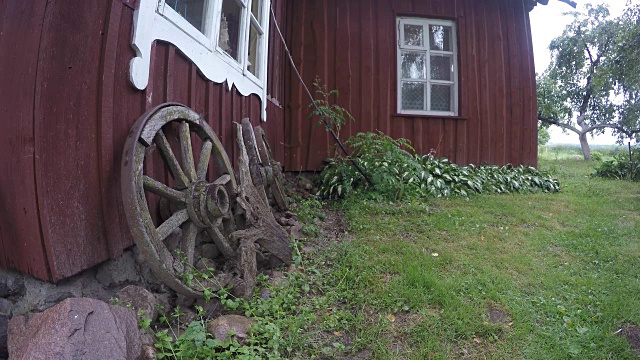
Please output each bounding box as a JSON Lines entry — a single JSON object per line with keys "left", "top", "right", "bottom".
{"left": 318, "top": 132, "right": 561, "bottom": 200}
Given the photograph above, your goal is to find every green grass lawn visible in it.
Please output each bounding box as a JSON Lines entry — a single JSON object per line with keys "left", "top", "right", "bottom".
{"left": 152, "top": 157, "right": 639, "bottom": 359}
{"left": 307, "top": 158, "right": 640, "bottom": 359}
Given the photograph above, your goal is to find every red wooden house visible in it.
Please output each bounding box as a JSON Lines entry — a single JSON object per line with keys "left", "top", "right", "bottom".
{"left": 1, "top": 0, "right": 548, "bottom": 282}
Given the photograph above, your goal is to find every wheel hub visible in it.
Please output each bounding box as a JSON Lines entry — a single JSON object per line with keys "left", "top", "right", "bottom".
{"left": 186, "top": 178, "right": 230, "bottom": 228}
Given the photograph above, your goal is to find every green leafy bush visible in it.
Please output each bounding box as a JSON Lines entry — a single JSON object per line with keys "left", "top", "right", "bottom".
{"left": 318, "top": 132, "right": 561, "bottom": 200}
{"left": 593, "top": 147, "right": 640, "bottom": 181}
{"left": 591, "top": 151, "right": 604, "bottom": 162}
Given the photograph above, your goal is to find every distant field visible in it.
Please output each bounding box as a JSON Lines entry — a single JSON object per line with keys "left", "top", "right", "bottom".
{"left": 539, "top": 144, "right": 626, "bottom": 161}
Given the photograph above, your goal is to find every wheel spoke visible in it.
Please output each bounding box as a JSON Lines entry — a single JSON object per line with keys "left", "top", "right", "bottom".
{"left": 155, "top": 130, "right": 190, "bottom": 189}
{"left": 205, "top": 226, "right": 236, "bottom": 258}
{"left": 143, "top": 176, "right": 186, "bottom": 203}
{"left": 179, "top": 121, "right": 197, "bottom": 182}
{"left": 180, "top": 221, "right": 199, "bottom": 266}
{"left": 213, "top": 174, "right": 232, "bottom": 186}
{"left": 156, "top": 209, "right": 190, "bottom": 241}
{"left": 196, "top": 140, "right": 213, "bottom": 181}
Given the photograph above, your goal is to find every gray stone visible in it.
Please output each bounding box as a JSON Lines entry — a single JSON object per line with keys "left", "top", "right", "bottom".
{"left": 195, "top": 297, "right": 222, "bottom": 319}
{"left": 0, "top": 314, "right": 7, "bottom": 359}
{"left": 206, "top": 315, "right": 256, "bottom": 344}
{"left": 11, "top": 277, "right": 82, "bottom": 316}
{"left": 0, "top": 299, "right": 13, "bottom": 317}
{"left": 115, "top": 285, "right": 159, "bottom": 321}
{"left": 195, "top": 258, "right": 216, "bottom": 272}
{"left": 8, "top": 297, "right": 141, "bottom": 360}
{"left": 95, "top": 252, "right": 141, "bottom": 287}
{"left": 175, "top": 294, "right": 195, "bottom": 309}
{"left": 0, "top": 270, "right": 25, "bottom": 298}
{"left": 141, "top": 344, "right": 156, "bottom": 360}
{"left": 200, "top": 244, "right": 220, "bottom": 259}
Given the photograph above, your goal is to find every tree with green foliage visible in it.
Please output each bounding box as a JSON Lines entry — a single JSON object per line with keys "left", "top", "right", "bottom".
{"left": 611, "top": 1, "right": 640, "bottom": 143}
{"left": 538, "top": 124, "right": 551, "bottom": 146}
{"left": 537, "top": 3, "right": 639, "bottom": 160}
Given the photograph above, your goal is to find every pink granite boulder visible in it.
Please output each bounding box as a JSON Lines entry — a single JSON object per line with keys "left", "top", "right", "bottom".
{"left": 8, "top": 297, "right": 141, "bottom": 360}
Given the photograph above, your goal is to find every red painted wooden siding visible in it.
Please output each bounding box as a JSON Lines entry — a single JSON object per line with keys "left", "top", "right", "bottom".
{"left": 0, "top": 0, "right": 288, "bottom": 281}
{"left": 282, "top": 0, "right": 538, "bottom": 171}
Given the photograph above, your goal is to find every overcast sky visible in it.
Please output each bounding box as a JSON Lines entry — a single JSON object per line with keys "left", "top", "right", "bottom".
{"left": 529, "top": 0, "right": 631, "bottom": 145}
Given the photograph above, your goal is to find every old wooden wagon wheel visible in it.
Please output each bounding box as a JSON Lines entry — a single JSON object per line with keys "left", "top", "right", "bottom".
{"left": 121, "top": 104, "right": 239, "bottom": 298}
{"left": 254, "top": 125, "right": 289, "bottom": 211}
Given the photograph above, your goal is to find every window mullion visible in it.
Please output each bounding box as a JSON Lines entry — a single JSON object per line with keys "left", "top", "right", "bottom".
{"left": 240, "top": 0, "right": 250, "bottom": 73}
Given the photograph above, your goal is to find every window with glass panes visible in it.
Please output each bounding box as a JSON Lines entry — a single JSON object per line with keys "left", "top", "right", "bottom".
{"left": 161, "top": 0, "right": 267, "bottom": 81}
{"left": 397, "top": 18, "right": 458, "bottom": 116}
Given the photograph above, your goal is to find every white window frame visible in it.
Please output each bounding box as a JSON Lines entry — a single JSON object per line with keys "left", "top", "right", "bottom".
{"left": 397, "top": 17, "right": 459, "bottom": 117}
{"left": 130, "top": 0, "right": 271, "bottom": 120}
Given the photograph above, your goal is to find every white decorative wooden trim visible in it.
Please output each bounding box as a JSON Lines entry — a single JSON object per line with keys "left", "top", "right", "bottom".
{"left": 130, "top": 0, "right": 271, "bottom": 120}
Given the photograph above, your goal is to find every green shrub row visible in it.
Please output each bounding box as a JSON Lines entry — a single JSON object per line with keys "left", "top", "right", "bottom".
{"left": 593, "top": 147, "right": 640, "bottom": 181}
{"left": 318, "top": 132, "right": 561, "bottom": 200}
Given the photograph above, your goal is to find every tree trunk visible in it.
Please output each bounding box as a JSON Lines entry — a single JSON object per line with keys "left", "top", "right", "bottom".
{"left": 579, "top": 133, "right": 592, "bottom": 160}
{"left": 577, "top": 114, "right": 592, "bottom": 160}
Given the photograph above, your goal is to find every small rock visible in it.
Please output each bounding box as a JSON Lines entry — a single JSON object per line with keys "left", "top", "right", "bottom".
{"left": 175, "top": 295, "right": 195, "bottom": 309}
{"left": 8, "top": 298, "right": 141, "bottom": 360}
{"left": 163, "top": 228, "right": 182, "bottom": 253}
{"left": 195, "top": 298, "right": 222, "bottom": 319}
{"left": 200, "top": 244, "right": 220, "bottom": 259}
{"left": 288, "top": 222, "right": 304, "bottom": 240}
{"left": 0, "top": 299, "right": 13, "bottom": 316}
{"left": 95, "top": 252, "right": 141, "bottom": 287}
{"left": 298, "top": 178, "right": 314, "bottom": 191}
{"left": 195, "top": 258, "right": 216, "bottom": 272}
{"left": 0, "top": 270, "right": 25, "bottom": 298}
{"left": 260, "top": 288, "right": 272, "bottom": 300}
{"left": 206, "top": 315, "right": 256, "bottom": 344}
{"left": 141, "top": 344, "right": 156, "bottom": 360}
{"left": 0, "top": 314, "right": 8, "bottom": 359}
{"left": 301, "top": 246, "right": 315, "bottom": 254}
{"left": 277, "top": 217, "right": 296, "bottom": 227}
{"left": 284, "top": 211, "right": 298, "bottom": 220}
{"left": 178, "top": 308, "right": 198, "bottom": 325}
{"left": 267, "top": 271, "right": 288, "bottom": 288}
{"left": 139, "top": 329, "right": 155, "bottom": 346}
{"left": 115, "top": 285, "right": 159, "bottom": 321}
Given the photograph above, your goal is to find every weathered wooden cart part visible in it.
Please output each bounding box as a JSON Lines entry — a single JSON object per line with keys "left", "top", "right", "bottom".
{"left": 121, "top": 104, "right": 238, "bottom": 298}
{"left": 233, "top": 122, "right": 293, "bottom": 266}
{"left": 254, "top": 126, "right": 289, "bottom": 211}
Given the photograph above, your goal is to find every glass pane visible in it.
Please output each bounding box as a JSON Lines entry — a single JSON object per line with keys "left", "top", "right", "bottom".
{"left": 247, "top": 24, "right": 261, "bottom": 77}
{"left": 431, "top": 84, "right": 452, "bottom": 112}
{"left": 401, "top": 52, "right": 426, "bottom": 80}
{"left": 402, "top": 82, "right": 425, "bottom": 110}
{"left": 429, "top": 25, "right": 452, "bottom": 51}
{"left": 218, "top": 0, "right": 242, "bottom": 61}
{"left": 251, "top": 0, "right": 262, "bottom": 23}
{"left": 165, "top": 0, "right": 208, "bottom": 33}
{"left": 404, "top": 24, "right": 424, "bottom": 47}
{"left": 430, "top": 54, "right": 453, "bottom": 81}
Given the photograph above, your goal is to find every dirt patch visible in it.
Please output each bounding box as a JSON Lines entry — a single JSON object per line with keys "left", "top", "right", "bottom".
{"left": 449, "top": 339, "right": 498, "bottom": 360}
{"left": 397, "top": 232, "right": 418, "bottom": 243}
{"left": 618, "top": 324, "right": 640, "bottom": 357}
{"left": 349, "top": 349, "right": 373, "bottom": 359}
{"left": 318, "top": 207, "right": 350, "bottom": 244}
{"left": 391, "top": 312, "right": 424, "bottom": 330}
{"left": 486, "top": 306, "right": 512, "bottom": 326}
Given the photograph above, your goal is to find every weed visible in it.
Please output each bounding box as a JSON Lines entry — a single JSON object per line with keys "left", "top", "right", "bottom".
{"left": 309, "top": 77, "right": 354, "bottom": 157}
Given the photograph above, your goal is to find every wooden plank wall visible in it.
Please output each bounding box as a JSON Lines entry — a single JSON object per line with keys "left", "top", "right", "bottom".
{"left": 0, "top": 0, "right": 288, "bottom": 281}
{"left": 283, "top": 0, "right": 538, "bottom": 171}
